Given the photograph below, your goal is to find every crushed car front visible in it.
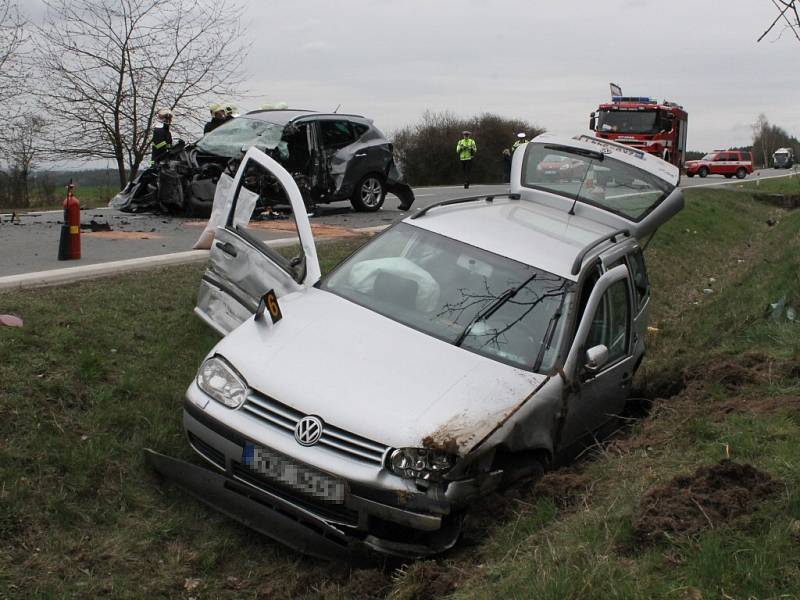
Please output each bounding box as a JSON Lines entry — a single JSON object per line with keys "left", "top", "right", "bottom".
{"left": 174, "top": 221, "right": 575, "bottom": 558}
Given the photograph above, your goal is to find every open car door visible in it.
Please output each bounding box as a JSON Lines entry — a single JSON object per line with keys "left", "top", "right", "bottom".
{"left": 195, "top": 147, "right": 321, "bottom": 335}
{"left": 511, "top": 133, "right": 683, "bottom": 240}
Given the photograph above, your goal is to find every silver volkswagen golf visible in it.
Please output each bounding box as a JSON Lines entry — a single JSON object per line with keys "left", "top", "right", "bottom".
{"left": 146, "top": 133, "right": 683, "bottom": 559}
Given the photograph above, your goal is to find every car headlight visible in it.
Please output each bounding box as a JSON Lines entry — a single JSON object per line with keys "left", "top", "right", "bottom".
{"left": 196, "top": 356, "right": 247, "bottom": 409}
{"left": 388, "top": 448, "right": 457, "bottom": 481}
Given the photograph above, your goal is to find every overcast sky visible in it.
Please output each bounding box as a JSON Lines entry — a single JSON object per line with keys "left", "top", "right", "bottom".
{"left": 228, "top": 0, "right": 796, "bottom": 152}
{"left": 22, "top": 0, "right": 798, "bottom": 153}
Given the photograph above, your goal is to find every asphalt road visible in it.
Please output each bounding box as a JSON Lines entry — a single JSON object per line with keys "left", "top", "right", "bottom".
{"left": 0, "top": 169, "right": 790, "bottom": 278}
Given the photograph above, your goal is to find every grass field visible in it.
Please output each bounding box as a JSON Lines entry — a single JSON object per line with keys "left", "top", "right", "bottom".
{"left": 4, "top": 185, "right": 118, "bottom": 213}
{"left": 1, "top": 190, "right": 799, "bottom": 599}
{"left": 738, "top": 171, "right": 800, "bottom": 194}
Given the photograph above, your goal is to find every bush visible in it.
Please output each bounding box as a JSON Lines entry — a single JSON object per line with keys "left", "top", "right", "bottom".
{"left": 392, "top": 111, "right": 545, "bottom": 186}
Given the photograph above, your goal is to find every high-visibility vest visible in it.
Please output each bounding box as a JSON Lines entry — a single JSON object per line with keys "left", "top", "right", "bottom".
{"left": 512, "top": 139, "right": 528, "bottom": 151}
{"left": 457, "top": 138, "right": 477, "bottom": 160}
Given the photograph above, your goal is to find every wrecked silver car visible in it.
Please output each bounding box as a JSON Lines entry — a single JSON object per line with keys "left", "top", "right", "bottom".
{"left": 146, "top": 134, "right": 683, "bottom": 559}
{"left": 111, "top": 109, "right": 414, "bottom": 217}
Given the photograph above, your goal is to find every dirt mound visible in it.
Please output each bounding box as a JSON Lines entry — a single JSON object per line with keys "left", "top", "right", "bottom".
{"left": 632, "top": 460, "right": 780, "bottom": 546}
{"left": 342, "top": 568, "right": 392, "bottom": 600}
{"left": 393, "top": 560, "right": 462, "bottom": 600}
{"left": 710, "top": 394, "right": 800, "bottom": 421}
{"left": 532, "top": 471, "right": 592, "bottom": 506}
{"left": 684, "top": 352, "right": 798, "bottom": 391}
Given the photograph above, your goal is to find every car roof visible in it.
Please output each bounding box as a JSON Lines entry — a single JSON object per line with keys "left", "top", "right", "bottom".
{"left": 243, "top": 109, "right": 369, "bottom": 125}
{"left": 404, "top": 194, "right": 625, "bottom": 282}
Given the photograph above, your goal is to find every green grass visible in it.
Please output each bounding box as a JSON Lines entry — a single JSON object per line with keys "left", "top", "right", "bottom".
{"left": 5, "top": 184, "right": 117, "bottom": 213}
{"left": 2, "top": 193, "right": 800, "bottom": 599}
{"left": 736, "top": 171, "right": 800, "bottom": 195}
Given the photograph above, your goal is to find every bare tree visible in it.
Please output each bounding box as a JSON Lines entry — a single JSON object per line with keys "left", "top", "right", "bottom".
{"left": 0, "top": 0, "right": 27, "bottom": 104}
{"left": 34, "top": 0, "right": 249, "bottom": 188}
{"left": 759, "top": 0, "right": 800, "bottom": 42}
{"left": 0, "top": 114, "right": 46, "bottom": 208}
{"left": 752, "top": 113, "right": 778, "bottom": 167}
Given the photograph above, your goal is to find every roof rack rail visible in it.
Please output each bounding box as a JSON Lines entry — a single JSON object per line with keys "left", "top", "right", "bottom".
{"left": 411, "top": 193, "right": 520, "bottom": 220}
{"left": 570, "top": 228, "right": 631, "bottom": 276}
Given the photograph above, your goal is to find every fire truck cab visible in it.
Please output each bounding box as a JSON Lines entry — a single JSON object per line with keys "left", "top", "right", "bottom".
{"left": 590, "top": 97, "right": 688, "bottom": 169}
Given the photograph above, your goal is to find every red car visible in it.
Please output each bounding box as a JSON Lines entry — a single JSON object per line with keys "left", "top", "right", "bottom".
{"left": 685, "top": 150, "right": 753, "bottom": 179}
{"left": 535, "top": 154, "right": 585, "bottom": 181}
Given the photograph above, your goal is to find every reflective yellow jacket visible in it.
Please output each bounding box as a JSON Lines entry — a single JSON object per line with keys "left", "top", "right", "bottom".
{"left": 456, "top": 138, "right": 477, "bottom": 161}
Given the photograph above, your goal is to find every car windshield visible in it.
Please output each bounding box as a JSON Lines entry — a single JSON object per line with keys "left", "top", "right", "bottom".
{"left": 597, "top": 109, "right": 658, "bottom": 134}
{"left": 322, "top": 223, "right": 574, "bottom": 373}
{"left": 521, "top": 142, "right": 673, "bottom": 221}
{"left": 196, "top": 117, "right": 286, "bottom": 158}
{"left": 701, "top": 153, "right": 716, "bottom": 161}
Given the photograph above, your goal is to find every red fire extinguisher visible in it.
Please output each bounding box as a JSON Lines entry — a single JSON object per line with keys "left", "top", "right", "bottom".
{"left": 58, "top": 180, "right": 81, "bottom": 260}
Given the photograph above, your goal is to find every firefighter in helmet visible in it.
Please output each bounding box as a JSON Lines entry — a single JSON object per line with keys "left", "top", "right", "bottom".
{"left": 204, "top": 103, "right": 228, "bottom": 134}
{"left": 151, "top": 108, "right": 173, "bottom": 163}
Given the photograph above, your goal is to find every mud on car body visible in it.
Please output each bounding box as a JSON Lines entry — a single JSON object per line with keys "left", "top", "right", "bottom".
{"left": 146, "top": 133, "right": 683, "bottom": 559}
{"left": 111, "top": 109, "right": 413, "bottom": 217}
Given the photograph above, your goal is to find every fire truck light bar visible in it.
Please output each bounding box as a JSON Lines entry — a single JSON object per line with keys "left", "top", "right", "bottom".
{"left": 612, "top": 96, "right": 656, "bottom": 104}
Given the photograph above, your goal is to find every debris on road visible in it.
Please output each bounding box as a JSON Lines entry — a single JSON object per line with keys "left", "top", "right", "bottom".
{"left": 81, "top": 219, "right": 112, "bottom": 232}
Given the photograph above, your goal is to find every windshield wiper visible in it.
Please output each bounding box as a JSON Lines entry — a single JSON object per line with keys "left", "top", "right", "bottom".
{"left": 454, "top": 272, "right": 538, "bottom": 346}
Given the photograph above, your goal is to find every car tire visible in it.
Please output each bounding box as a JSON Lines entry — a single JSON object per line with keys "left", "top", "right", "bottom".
{"left": 350, "top": 175, "right": 385, "bottom": 212}
{"left": 698, "top": 167, "right": 709, "bottom": 178}
{"left": 736, "top": 168, "right": 747, "bottom": 179}
{"left": 725, "top": 174, "right": 733, "bottom": 179}
{"left": 687, "top": 172, "right": 694, "bottom": 178}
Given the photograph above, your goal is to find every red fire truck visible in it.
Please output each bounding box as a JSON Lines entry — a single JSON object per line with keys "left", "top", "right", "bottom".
{"left": 589, "top": 94, "right": 688, "bottom": 169}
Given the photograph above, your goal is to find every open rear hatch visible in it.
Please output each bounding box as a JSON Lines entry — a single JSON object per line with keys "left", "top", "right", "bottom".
{"left": 510, "top": 133, "right": 683, "bottom": 240}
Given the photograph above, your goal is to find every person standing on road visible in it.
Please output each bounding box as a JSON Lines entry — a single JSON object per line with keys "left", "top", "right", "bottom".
{"left": 456, "top": 130, "right": 477, "bottom": 189}
{"left": 512, "top": 132, "right": 528, "bottom": 152}
{"left": 204, "top": 103, "right": 228, "bottom": 134}
{"left": 502, "top": 148, "right": 512, "bottom": 183}
{"left": 151, "top": 108, "right": 173, "bottom": 163}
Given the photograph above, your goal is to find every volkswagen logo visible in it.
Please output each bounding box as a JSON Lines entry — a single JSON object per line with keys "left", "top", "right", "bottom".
{"left": 294, "top": 416, "right": 323, "bottom": 446}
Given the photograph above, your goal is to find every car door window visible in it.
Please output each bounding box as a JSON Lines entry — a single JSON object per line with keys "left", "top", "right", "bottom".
{"left": 320, "top": 120, "right": 357, "bottom": 150}
{"left": 229, "top": 157, "right": 310, "bottom": 283}
{"left": 586, "top": 279, "right": 630, "bottom": 364}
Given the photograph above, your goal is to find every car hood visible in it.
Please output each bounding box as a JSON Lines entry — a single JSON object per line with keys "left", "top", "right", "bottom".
{"left": 212, "top": 287, "right": 546, "bottom": 455}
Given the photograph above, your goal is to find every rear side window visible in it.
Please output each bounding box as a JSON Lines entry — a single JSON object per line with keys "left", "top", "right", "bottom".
{"left": 351, "top": 122, "right": 369, "bottom": 138}
{"left": 320, "top": 120, "right": 357, "bottom": 150}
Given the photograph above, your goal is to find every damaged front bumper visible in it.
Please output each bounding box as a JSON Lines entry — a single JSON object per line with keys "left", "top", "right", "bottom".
{"left": 146, "top": 404, "right": 470, "bottom": 560}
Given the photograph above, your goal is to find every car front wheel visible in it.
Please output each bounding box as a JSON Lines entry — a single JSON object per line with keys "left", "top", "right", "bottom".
{"left": 698, "top": 167, "right": 709, "bottom": 178}
{"left": 736, "top": 168, "right": 747, "bottom": 179}
{"left": 351, "top": 175, "right": 385, "bottom": 212}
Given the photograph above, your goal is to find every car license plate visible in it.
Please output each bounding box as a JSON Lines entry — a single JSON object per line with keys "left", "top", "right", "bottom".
{"left": 242, "top": 444, "right": 346, "bottom": 504}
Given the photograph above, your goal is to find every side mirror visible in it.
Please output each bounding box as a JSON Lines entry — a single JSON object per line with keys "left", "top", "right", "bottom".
{"left": 589, "top": 112, "right": 596, "bottom": 131}
{"left": 584, "top": 344, "right": 609, "bottom": 374}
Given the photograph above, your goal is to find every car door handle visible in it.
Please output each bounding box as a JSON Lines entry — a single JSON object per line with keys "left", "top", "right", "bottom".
{"left": 215, "top": 241, "right": 237, "bottom": 257}
{"left": 354, "top": 152, "right": 367, "bottom": 157}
